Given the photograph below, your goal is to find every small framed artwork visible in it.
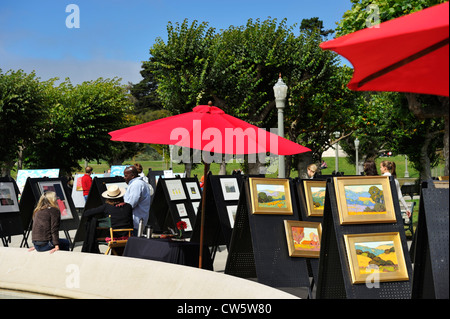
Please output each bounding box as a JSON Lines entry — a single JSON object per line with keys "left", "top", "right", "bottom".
{"left": 165, "top": 179, "right": 186, "bottom": 201}
{"left": 181, "top": 217, "right": 192, "bottom": 232}
{"left": 344, "top": 232, "right": 409, "bottom": 284}
{"left": 176, "top": 203, "right": 188, "bottom": 217}
{"left": 249, "top": 178, "right": 293, "bottom": 215}
{"left": 185, "top": 182, "right": 201, "bottom": 200}
{"left": 334, "top": 176, "right": 396, "bottom": 225}
{"left": 303, "top": 180, "right": 327, "bottom": 217}
{"left": 284, "top": 220, "right": 321, "bottom": 258}
{"left": 220, "top": 178, "right": 240, "bottom": 201}
{"left": 37, "top": 181, "right": 74, "bottom": 220}
{"left": 191, "top": 201, "right": 200, "bottom": 215}
{"left": 226, "top": 205, "right": 238, "bottom": 228}
{"left": 0, "top": 182, "right": 20, "bottom": 213}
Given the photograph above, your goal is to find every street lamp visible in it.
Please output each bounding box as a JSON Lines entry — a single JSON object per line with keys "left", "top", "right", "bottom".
{"left": 274, "top": 74, "right": 288, "bottom": 178}
{"left": 334, "top": 131, "right": 340, "bottom": 173}
{"left": 354, "top": 137, "right": 360, "bottom": 175}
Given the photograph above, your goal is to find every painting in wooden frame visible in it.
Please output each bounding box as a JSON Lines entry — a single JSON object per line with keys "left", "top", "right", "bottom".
{"left": 249, "top": 178, "right": 293, "bottom": 215}
{"left": 284, "top": 220, "right": 322, "bottom": 258}
{"left": 344, "top": 232, "right": 409, "bottom": 284}
{"left": 303, "top": 180, "right": 327, "bottom": 217}
{"left": 334, "top": 176, "right": 396, "bottom": 225}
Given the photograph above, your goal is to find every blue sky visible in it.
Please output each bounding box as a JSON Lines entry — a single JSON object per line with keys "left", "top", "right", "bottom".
{"left": 1, "top": 0, "right": 352, "bottom": 85}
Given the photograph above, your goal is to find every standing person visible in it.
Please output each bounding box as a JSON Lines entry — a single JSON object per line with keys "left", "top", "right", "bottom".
{"left": 29, "top": 191, "right": 70, "bottom": 253}
{"left": 363, "top": 160, "right": 378, "bottom": 176}
{"left": 123, "top": 165, "right": 153, "bottom": 234}
{"left": 81, "top": 166, "right": 93, "bottom": 201}
{"left": 134, "top": 162, "right": 149, "bottom": 183}
{"left": 380, "top": 161, "right": 411, "bottom": 218}
{"left": 306, "top": 164, "right": 318, "bottom": 179}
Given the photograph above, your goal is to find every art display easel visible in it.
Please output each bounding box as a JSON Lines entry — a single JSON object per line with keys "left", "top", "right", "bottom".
{"left": 294, "top": 178, "right": 327, "bottom": 296}
{"left": 19, "top": 177, "right": 79, "bottom": 248}
{"left": 0, "top": 177, "right": 23, "bottom": 247}
{"left": 225, "top": 177, "right": 313, "bottom": 298}
{"left": 412, "top": 180, "right": 449, "bottom": 299}
{"left": 71, "top": 176, "right": 126, "bottom": 250}
{"left": 149, "top": 176, "right": 200, "bottom": 238}
{"left": 316, "top": 176, "right": 413, "bottom": 299}
{"left": 190, "top": 173, "right": 244, "bottom": 252}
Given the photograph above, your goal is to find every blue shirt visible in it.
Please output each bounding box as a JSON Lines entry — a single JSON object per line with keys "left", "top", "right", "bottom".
{"left": 124, "top": 176, "right": 152, "bottom": 229}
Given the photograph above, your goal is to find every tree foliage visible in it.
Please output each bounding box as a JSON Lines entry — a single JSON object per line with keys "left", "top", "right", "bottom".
{"left": 0, "top": 69, "right": 55, "bottom": 176}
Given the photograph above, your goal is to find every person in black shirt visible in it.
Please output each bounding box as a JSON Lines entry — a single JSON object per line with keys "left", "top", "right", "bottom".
{"left": 82, "top": 185, "right": 133, "bottom": 253}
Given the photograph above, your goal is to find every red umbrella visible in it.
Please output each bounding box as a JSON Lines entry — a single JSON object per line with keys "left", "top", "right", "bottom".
{"left": 109, "top": 104, "right": 310, "bottom": 155}
{"left": 109, "top": 104, "right": 311, "bottom": 267}
{"left": 320, "top": 2, "right": 449, "bottom": 97}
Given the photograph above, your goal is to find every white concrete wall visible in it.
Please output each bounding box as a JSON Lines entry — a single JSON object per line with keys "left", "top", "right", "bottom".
{"left": 0, "top": 248, "right": 298, "bottom": 299}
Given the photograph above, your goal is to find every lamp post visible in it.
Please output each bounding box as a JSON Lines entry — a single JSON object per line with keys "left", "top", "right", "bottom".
{"left": 354, "top": 137, "right": 360, "bottom": 175}
{"left": 334, "top": 131, "right": 340, "bottom": 173}
{"left": 404, "top": 155, "right": 409, "bottom": 178}
{"left": 274, "top": 74, "right": 288, "bottom": 178}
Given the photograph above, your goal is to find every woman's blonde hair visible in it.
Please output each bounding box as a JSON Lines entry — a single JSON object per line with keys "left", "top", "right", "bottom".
{"left": 33, "top": 191, "right": 59, "bottom": 216}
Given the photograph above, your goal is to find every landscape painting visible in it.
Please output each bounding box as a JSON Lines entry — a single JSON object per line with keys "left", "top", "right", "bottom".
{"left": 249, "top": 178, "right": 293, "bottom": 215}
{"left": 303, "top": 180, "right": 326, "bottom": 217}
{"left": 344, "top": 233, "right": 409, "bottom": 284}
{"left": 284, "top": 220, "right": 322, "bottom": 258}
{"left": 334, "top": 176, "right": 396, "bottom": 224}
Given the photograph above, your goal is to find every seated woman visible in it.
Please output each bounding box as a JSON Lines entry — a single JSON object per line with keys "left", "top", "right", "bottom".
{"left": 29, "top": 191, "right": 70, "bottom": 253}
{"left": 82, "top": 185, "right": 133, "bottom": 253}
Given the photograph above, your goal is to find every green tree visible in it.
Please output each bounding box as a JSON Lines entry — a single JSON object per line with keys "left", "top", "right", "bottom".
{"left": 336, "top": 0, "right": 449, "bottom": 178}
{"left": 0, "top": 69, "right": 55, "bottom": 177}
{"left": 24, "top": 78, "right": 135, "bottom": 176}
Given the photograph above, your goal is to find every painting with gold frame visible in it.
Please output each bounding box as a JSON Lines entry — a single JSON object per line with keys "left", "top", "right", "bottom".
{"left": 334, "top": 176, "right": 396, "bottom": 225}
{"left": 344, "top": 232, "right": 409, "bottom": 284}
{"left": 303, "top": 180, "right": 327, "bottom": 217}
{"left": 249, "top": 178, "right": 293, "bottom": 215}
{"left": 284, "top": 220, "right": 322, "bottom": 258}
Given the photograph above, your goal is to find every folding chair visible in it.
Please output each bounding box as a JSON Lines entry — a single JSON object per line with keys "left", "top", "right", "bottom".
{"left": 96, "top": 215, "right": 133, "bottom": 255}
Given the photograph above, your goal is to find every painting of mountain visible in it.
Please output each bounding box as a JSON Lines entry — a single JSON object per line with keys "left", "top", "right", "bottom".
{"left": 311, "top": 187, "right": 326, "bottom": 208}
{"left": 344, "top": 184, "right": 386, "bottom": 214}
{"left": 354, "top": 241, "right": 398, "bottom": 274}
{"left": 256, "top": 184, "right": 287, "bottom": 208}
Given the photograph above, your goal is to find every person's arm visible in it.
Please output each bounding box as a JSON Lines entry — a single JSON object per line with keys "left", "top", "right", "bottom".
{"left": 50, "top": 208, "right": 61, "bottom": 253}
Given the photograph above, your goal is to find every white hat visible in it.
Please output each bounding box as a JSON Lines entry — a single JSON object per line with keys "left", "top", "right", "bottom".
{"left": 102, "top": 185, "right": 126, "bottom": 199}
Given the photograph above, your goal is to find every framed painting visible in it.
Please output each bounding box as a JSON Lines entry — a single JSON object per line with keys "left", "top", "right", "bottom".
{"left": 37, "top": 181, "right": 74, "bottom": 220}
{"left": 185, "top": 182, "right": 201, "bottom": 200}
{"left": 303, "top": 180, "right": 327, "bottom": 217}
{"left": 165, "top": 179, "right": 186, "bottom": 201}
{"left": 284, "top": 220, "right": 322, "bottom": 258}
{"left": 0, "top": 182, "right": 20, "bottom": 213}
{"left": 344, "top": 232, "right": 409, "bottom": 284}
{"left": 176, "top": 203, "right": 188, "bottom": 217}
{"left": 249, "top": 178, "right": 293, "bottom": 215}
{"left": 226, "top": 205, "right": 238, "bottom": 228}
{"left": 220, "top": 178, "right": 240, "bottom": 201}
{"left": 334, "top": 176, "right": 396, "bottom": 224}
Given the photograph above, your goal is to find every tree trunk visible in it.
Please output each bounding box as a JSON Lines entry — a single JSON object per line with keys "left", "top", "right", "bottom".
{"left": 419, "top": 129, "right": 433, "bottom": 181}
{"left": 296, "top": 152, "right": 313, "bottom": 179}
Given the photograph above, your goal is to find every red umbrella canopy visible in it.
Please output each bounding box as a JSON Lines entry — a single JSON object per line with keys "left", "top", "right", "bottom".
{"left": 320, "top": 2, "right": 449, "bottom": 97}
{"left": 109, "top": 105, "right": 311, "bottom": 156}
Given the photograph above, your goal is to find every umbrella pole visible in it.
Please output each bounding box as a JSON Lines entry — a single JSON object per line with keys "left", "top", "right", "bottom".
{"left": 198, "top": 161, "right": 210, "bottom": 268}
